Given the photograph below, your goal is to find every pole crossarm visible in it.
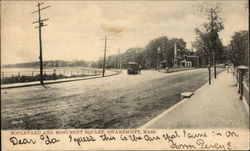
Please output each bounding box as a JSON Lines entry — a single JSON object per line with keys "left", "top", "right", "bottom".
{"left": 35, "top": 24, "right": 48, "bottom": 28}
{"left": 32, "top": 18, "right": 49, "bottom": 24}
{"left": 31, "top": 5, "right": 50, "bottom": 14}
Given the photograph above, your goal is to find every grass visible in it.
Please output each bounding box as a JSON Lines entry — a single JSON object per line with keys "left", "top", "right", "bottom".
{"left": 1, "top": 74, "right": 65, "bottom": 84}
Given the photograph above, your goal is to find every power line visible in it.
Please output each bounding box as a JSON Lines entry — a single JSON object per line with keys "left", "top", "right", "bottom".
{"left": 31, "top": 2, "right": 50, "bottom": 85}
{"left": 117, "top": 48, "right": 121, "bottom": 72}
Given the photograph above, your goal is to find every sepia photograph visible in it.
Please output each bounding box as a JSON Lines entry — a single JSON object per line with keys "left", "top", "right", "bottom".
{"left": 1, "top": 0, "right": 249, "bottom": 150}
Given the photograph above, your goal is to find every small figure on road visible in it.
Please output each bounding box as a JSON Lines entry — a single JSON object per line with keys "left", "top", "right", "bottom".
{"left": 226, "top": 65, "right": 229, "bottom": 73}
{"left": 166, "top": 67, "right": 169, "bottom": 73}
{"left": 229, "top": 64, "right": 234, "bottom": 73}
{"left": 53, "top": 69, "right": 56, "bottom": 80}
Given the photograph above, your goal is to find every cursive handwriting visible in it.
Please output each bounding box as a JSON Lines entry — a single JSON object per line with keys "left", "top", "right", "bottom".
{"left": 99, "top": 134, "right": 116, "bottom": 141}
{"left": 162, "top": 131, "right": 180, "bottom": 142}
{"left": 10, "top": 137, "right": 36, "bottom": 145}
{"left": 162, "top": 133, "right": 195, "bottom": 150}
{"left": 170, "top": 141, "right": 196, "bottom": 150}
{"left": 40, "top": 134, "right": 60, "bottom": 145}
{"left": 144, "top": 135, "right": 160, "bottom": 141}
{"left": 69, "top": 135, "right": 96, "bottom": 146}
{"left": 196, "top": 139, "right": 232, "bottom": 151}
{"left": 128, "top": 134, "right": 143, "bottom": 142}
{"left": 7, "top": 130, "right": 240, "bottom": 150}
{"left": 183, "top": 130, "right": 207, "bottom": 138}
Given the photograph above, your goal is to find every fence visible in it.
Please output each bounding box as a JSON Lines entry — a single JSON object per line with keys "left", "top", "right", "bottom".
{"left": 234, "top": 66, "right": 249, "bottom": 105}
{"left": 1, "top": 68, "right": 102, "bottom": 84}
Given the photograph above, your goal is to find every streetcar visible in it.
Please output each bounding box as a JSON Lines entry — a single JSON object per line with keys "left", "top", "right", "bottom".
{"left": 127, "top": 62, "right": 141, "bottom": 74}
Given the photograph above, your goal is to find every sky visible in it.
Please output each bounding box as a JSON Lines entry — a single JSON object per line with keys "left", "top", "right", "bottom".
{"left": 1, "top": 0, "right": 248, "bottom": 65}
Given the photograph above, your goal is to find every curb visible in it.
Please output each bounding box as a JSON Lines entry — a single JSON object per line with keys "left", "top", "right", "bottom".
{"left": 1, "top": 72, "right": 120, "bottom": 90}
{"left": 158, "top": 68, "right": 197, "bottom": 73}
{"left": 138, "top": 71, "right": 225, "bottom": 129}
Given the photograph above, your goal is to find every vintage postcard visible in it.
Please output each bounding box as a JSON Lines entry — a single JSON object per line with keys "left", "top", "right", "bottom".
{"left": 1, "top": 0, "right": 249, "bottom": 150}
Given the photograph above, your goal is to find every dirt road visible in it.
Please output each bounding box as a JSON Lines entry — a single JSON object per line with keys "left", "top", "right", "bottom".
{"left": 1, "top": 68, "right": 224, "bottom": 129}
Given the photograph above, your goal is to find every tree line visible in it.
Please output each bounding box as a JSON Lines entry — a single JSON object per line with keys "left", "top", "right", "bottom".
{"left": 95, "top": 36, "right": 193, "bottom": 69}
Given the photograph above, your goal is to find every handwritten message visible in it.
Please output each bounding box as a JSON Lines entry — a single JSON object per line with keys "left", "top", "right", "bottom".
{"left": 2, "top": 129, "right": 249, "bottom": 150}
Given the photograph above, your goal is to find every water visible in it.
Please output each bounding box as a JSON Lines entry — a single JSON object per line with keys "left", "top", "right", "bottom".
{"left": 1, "top": 67, "right": 101, "bottom": 78}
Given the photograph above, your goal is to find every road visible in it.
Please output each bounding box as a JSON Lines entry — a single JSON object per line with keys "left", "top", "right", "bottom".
{"left": 1, "top": 68, "right": 224, "bottom": 129}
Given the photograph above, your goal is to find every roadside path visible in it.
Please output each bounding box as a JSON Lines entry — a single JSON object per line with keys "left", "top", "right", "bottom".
{"left": 140, "top": 71, "right": 249, "bottom": 129}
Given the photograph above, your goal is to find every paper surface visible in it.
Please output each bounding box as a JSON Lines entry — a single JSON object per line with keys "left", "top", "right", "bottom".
{"left": 1, "top": 0, "right": 249, "bottom": 150}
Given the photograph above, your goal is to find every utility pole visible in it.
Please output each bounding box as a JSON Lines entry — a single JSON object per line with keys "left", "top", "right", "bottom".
{"left": 118, "top": 48, "right": 120, "bottom": 72}
{"left": 208, "top": 53, "right": 211, "bottom": 85}
{"left": 213, "top": 50, "right": 216, "bottom": 78}
{"left": 102, "top": 36, "right": 107, "bottom": 77}
{"left": 120, "top": 52, "right": 123, "bottom": 70}
{"left": 32, "top": 2, "right": 50, "bottom": 85}
{"left": 210, "top": 9, "right": 217, "bottom": 79}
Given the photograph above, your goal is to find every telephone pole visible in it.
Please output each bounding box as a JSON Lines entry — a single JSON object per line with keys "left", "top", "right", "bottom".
{"left": 102, "top": 36, "right": 108, "bottom": 77}
{"left": 118, "top": 48, "right": 120, "bottom": 72}
{"left": 208, "top": 55, "right": 211, "bottom": 85}
{"left": 210, "top": 9, "right": 217, "bottom": 79}
{"left": 32, "top": 2, "right": 50, "bottom": 85}
{"left": 120, "top": 52, "right": 123, "bottom": 70}
{"left": 213, "top": 50, "right": 216, "bottom": 79}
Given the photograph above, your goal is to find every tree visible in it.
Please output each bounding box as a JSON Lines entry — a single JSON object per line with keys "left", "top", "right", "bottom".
{"left": 226, "top": 30, "right": 249, "bottom": 66}
{"left": 125, "top": 47, "right": 144, "bottom": 62}
{"left": 144, "top": 36, "right": 168, "bottom": 69}
{"left": 194, "top": 3, "right": 224, "bottom": 79}
{"left": 121, "top": 47, "right": 144, "bottom": 68}
{"left": 194, "top": 28, "right": 224, "bottom": 64}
